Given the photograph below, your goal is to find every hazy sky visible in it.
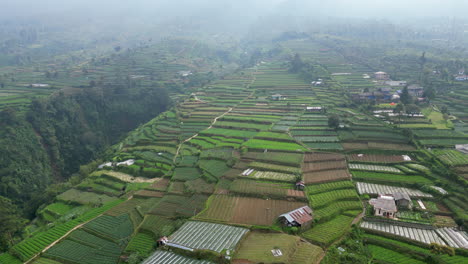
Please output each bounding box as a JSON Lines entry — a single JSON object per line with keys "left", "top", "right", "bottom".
{"left": 2, "top": 0, "right": 466, "bottom": 19}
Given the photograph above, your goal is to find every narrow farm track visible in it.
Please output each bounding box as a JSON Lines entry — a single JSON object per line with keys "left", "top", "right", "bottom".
{"left": 24, "top": 196, "right": 133, "bottom": 264}
{"left": 172, "top": 71, "right": 257, "bottom": 163}
{"left": 25, "top": 221, "right": 87, "bottom": 264}
{"left": 173, "top": 106, "right": 234, "bottom": 163}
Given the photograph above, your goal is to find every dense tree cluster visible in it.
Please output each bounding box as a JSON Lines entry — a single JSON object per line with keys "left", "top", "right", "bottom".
{"left": 0, "top": 84, "right": 170, "bottom": 220}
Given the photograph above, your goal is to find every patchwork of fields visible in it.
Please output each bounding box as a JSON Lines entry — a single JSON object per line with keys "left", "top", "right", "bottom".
{"left": 3, "top": 40, "right": 468, "bottom": 264}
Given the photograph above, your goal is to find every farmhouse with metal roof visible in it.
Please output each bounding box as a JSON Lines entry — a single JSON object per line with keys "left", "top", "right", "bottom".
{"left": 279, "top": 206, "right": 313, "bottom": 231}
{"left": 393, "top": 192, "right": 411, "bottom": 209}
{"left": 369, "top": 195, "right": 397, "bottom": 218}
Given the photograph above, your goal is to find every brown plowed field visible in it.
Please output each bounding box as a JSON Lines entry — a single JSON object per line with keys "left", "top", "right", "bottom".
{"left": 347, "top": 154, "right": 407, "bottom": 163}
{"left": 303, "top": 169, "right": 351, "bottom": 184}
{"left": 287, "top": 189, "right": 306, "bottom": 198}
{"left": 302, "top": 160, "right": 348, "bottom": 172}
{"left": 304, "top": 152, "right": 345, "bottom": 162}
{"left": 134, "top": 190, "right": 165, "bottom": 198}
{"left": 343, "top": 141, "right": 416, "bottom": 151}
{"left": 149, "top": 178, "right": 170, "bottom": 190}
{"left": 196, "top": 195, "right": 306, "bottom": 226}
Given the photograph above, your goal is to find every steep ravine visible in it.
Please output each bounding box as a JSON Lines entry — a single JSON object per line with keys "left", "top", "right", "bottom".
{"left": 0, "top": 85, "right": 170, "bottom": 216}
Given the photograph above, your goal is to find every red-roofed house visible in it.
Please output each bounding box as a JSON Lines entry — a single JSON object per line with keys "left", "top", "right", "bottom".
{"left": 279, "top": 206, "right": 313, "bottom": 231}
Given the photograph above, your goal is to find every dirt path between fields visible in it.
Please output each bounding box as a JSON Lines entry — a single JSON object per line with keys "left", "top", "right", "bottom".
{"left": 25, "top": 196, "right": 132, "bottom": 264}
{"left": 99, "top": 171, "right": 161, "bottom": 183}
{"left": 172, "top": 71, "right": 257, "bottom": 163}
{"left": 172, "top": 107, "right": 234, "bottom": 163}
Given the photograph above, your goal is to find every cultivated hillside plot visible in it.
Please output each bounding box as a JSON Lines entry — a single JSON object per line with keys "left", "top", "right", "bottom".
{"left": 196, "top": 195, "right": 307, "bottom": 226}
{"left": 234, "top": 232, "right": 323, "bottom": 264}
{"left": 360, "top": 221, "right": 451, "bottom": 246}
{"left": 356, "top": 182, "right": 433, "bottom": 197}
{"left": 167, "top": 221, "right": 249, "bottom": 253}
{"left": 142, "top": 250, "right": 214, "bottom": 264}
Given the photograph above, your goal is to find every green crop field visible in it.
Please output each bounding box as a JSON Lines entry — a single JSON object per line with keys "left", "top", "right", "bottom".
{"left": 254, "top": 131, "right": 295, "bottom": 140}
{"left": 242, "top": 151, "right": 303, "bottom": 166}
{"left": 313, "top": 201, "right": 362, "bottom": 220}
{"left": 199, "top": 128, "right": 258, "bottom": 138}
{"left": 307, "top": 181, "right": 355, "bottom": 194}
{"left": 308, "top": 189, "right": 360, "bottom": 208}
{"left": 124, "top": 232, "right": 154, "bottom": 255}
{"left": 214, "top": 121, "right": 272, "bottom": 131}
{"left": 172, "top": 167, "right": 202, "bottom": 181}
{"left": 432, "top": 149, "right": 468, "bottom": 166}
{"left": 139, "top": 215, "right": 176, "bottom": 239}
{"left": 235, "top": 232, "right": 323, "bottom": 264}
{"left": 56, "top": 189, "right": 117, "bottom": 205}
{"left": 0, "top": 253, "right": 22, "bottom": 264}
{"left": 10, "top": 199, "right": 123, "bottom": 261}
{"left": 350, "top": 171, "right": 432, "bottom": 184}
{"left": 302, "top": 215, "right": 354, "bottom": 247}
{"left": 31, "top": 257, "right": 62, "bottom": 264}
{"left": 243, "top": 139, "right": 307, "bottom": 151}
{"left": 198, "top": 159, "right": 231, "bottom": 179}
{"left": 44, "top": 239, "right": 120, "bottom": 264}
{"left": 150, "top": 194, "right": 208, "bottom": 218}
{"left": 363, "top": 234, "right": 468, "bottom": 264}
{"left": 42, "top": 203, "right": 75, "bottom": 216}
{"left": 83, "top": 214, "right": 133, "bottom": 242}
{"left": 249, "top": 161, "right": 301, "bottom": 174}
{"left": 199, "top": 147, "right": 234, "bottom": 160}
{"left": 368, "top": 245, "right": 425, "bottom": 264}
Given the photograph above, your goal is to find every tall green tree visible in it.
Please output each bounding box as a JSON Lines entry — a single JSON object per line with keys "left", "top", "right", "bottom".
{"left": 423, "top": 86, "right": 436, "bottom": 100}
{"left": 289, "top": 53, "right": 304, "bottom": 73}
{"left": 0, "top": 196, "right": 27, "bottom": 250}
{"left": 328, "top": 114, "right": 340, "bottom": 129}
{"left": 400, "top": 86, "right": 412, "bottom": 105}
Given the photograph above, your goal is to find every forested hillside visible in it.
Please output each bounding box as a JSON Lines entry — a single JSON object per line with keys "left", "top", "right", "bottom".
{"left": 0, "top": 85, "right": 169, "bottom": 215}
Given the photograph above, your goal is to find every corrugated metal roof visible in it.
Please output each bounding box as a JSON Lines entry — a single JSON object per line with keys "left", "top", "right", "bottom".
{"left": 393, "top": 192, "right": 410, "bottom": 201}
{"left": 279, "top": 206, "right": 313, "bottom": 225}
{"left": 370, "top": 197, "right": 397, "bottom": 212}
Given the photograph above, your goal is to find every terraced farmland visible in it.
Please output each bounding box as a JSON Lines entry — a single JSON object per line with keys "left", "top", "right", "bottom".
{"left": 7, "top": 40, "right": 468, "bottom": 264}
{"left": 195, "top": 195, "right": 307, "bottom": 226}
{"left": 360, "top": 221, "right": 447, "bottom": 246}
{"left": 356, "top": 182, "right": 433, "bottom": 197}
{"left": 349, "top": 163, "right": 402, "bottom": 173}
{"left": 143, "top": 250, "right": 214, "bottom": 264}
{"left": 230, "top": 179, "right": 305, "bottom": 199}
{"left": 302, "top": 215, "right": 355, "bottom": 247}
{"left": 234, "top": 232, "right": 323, "bottom": 264}
{"left": 302, "top": 152, "right": 351, "bottom": 184}
{"left": 240, "top": 170, "right": 297, "bottom": 182}
{"left": 167, "top": 221, "right": 248, "bottom": 253}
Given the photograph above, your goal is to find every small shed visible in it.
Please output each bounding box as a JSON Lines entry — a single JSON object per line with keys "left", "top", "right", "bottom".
{"left": 393, "top": 192, "right": 411, "bottom": 209}
{"left": 295, "top": 181, "right": 305, "bottom": 190}
{"left": 407, "top": 85, "right": 424, "bottom": 97}
{"left": 369, "top": 195, "right": 397, "bottom": 218}
{"left": 98, "top": 162, "right": 113, "bottom": 169}
{"left": 178, "top": 71, "right": 192, "bottom": 77}
{"left": 306, "top": 106, "right": 323, "bottom": 113}
{"left": 456, "top": 144, "right": 468, "bottom": 154}
{"left": 384, "top": 81, "right": 407, "bottom": 87}
{"left": 375, "top": 71, "right": 389, "bottom": 80}
{"left": 271, "top": 94, "right": 283, "bottom": 100}
{"left": 116, "top": 159, "right": 135, "bottom": 166}
{"left": 279, "top": 206, "right": 313, "bottom": 231}
{"left": 157, "top": 236, "right": 168, "bottom": 246}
